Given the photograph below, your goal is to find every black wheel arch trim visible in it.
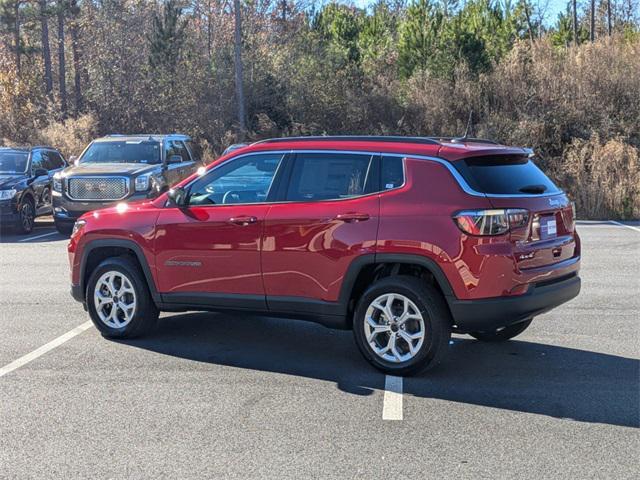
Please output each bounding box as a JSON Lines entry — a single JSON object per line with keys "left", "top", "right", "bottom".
{"left": 337, "top": 253, "right": 456, "bottom": 314}
{"left": 78, "top": 238, "right": 161, "bottom": 304}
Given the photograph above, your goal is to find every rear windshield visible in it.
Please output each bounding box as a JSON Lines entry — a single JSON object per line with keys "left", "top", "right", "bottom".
{"left": 453, "top": 155, "right": 560, "bottom": 195}
{"left": 79, "top": 141, "right": 161, "bottom": 164}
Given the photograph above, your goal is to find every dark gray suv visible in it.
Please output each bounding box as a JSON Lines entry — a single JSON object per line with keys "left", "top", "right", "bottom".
{"left": 52, "top": 134, "right": 197, "bottom": 234}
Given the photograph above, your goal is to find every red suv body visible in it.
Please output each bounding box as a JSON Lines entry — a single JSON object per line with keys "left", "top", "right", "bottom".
{"left": 68, "top": 136, "right": 581, "bottom": 375}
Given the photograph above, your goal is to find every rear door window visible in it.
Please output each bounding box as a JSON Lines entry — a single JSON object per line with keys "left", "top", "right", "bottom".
{"left": 45, "top": 151, "right": 65, "bottom": 170}
{"left": 453, "top": 155, "right": 560, "bottom": 195}
{"left": 285, "top": 153, "right": 375, "bottom": 201}
{"left": 166, "top": 140, "right": 191, "bottom": 163}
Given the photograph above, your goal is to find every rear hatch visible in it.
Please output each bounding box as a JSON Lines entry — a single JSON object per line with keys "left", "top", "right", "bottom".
{"left": 453, "top": 154, "right": 578, "bottom": 269}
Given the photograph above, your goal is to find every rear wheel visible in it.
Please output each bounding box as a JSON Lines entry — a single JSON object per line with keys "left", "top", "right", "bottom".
{"left": 87, "top": 256, "right": 159, "bottom": 338}
{"left": 469, "top": 318, "right": 533, "bottom": 342}
{"left": 16, "top": 197, "right": 35, "bottom": 234}
{"left": 352, "top": 276, "right": 451, "bottom": 376}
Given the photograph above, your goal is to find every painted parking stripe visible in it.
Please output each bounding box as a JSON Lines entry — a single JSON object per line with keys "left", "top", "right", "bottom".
{"left": 382, "top": 375, "right": 403, "bottom": 420}
{"left": 0, "top": 321, "right": 92, "bottom": 378}
{"left": 18, "top": 231, "right": 60, "bottom": 242}
{"left": 609, "top": 220, "right": 640, "bottom": 233}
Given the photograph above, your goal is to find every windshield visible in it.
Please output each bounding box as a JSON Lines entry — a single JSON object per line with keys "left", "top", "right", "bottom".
{"left": 79, "top": 141, "right": 161, "bottom": 164}
{"left": 0, "top": 151, "right": 29, "bottom": 174}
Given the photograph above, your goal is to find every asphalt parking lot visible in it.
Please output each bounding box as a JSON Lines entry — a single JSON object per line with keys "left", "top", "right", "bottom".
{"left": 0, "top": 219, "right": 638, "bottom": 479}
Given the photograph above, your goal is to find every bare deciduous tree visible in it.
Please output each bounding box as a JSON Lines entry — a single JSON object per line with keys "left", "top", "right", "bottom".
{"left": 39, "top": 0, "right": 53, "bottom": 96}
{"left": 57, "top": 0, "right": 67, "bottom": 114}
{"left": 233, "top": 0, "right": 246, "bottom": 137}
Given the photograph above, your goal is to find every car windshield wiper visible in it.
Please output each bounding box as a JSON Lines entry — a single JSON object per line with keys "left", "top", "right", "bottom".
{"left": 519, "top": 184, "right": 547, "bottom": 194}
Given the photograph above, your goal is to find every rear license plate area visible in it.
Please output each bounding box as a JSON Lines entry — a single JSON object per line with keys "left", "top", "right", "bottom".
{"left": 540, "top": 217, "right": 557, "bottom": 240}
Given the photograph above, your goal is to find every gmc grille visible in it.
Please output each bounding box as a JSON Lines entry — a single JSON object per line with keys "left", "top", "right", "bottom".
{"left": 67, "top": 177, "right": 129, "bottom": 201}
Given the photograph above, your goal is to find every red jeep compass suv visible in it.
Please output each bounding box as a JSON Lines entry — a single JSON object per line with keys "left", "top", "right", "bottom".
{"left": 68, "top": 136, "right": 581, "bottom": 375}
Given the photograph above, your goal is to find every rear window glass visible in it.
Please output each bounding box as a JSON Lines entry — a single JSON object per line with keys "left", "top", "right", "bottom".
{"left": 453, "top": 155, "right": 560, "bottom": 195}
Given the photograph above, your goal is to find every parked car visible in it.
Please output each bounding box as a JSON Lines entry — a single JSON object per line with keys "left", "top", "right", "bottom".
{"left": 0, "top": 146, "right": 66, "bottom": 234}
{"left": 52, "top": 134, "right": 197, "bottom": 234}
{"left": 67, "top": 136, "right": 581, "bottom": 375}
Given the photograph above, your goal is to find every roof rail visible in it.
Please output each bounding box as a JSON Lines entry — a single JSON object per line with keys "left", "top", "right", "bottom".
{"left": 0, "top": 145, "right": 55, "bottom": 151}
{"left": 102, "top": 133, "right": 190, "bottom": 139}
{"left": 254, "top": 135, "right": 441, "bottom": 146}
{"left": 429, "top": 137, "right": 498, "bottom": 145}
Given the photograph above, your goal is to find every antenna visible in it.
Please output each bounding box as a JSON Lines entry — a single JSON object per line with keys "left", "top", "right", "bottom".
{"left": 461, "top": 111, "right": 473, "bottom": 140}
{"left": 450, "top": 111, "right": 474, "bottom": 143}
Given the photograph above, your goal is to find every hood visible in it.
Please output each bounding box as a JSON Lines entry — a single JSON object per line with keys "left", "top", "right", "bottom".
{"left": 64, "top": 162, "right": 160, "bottom": 177}
{"left": 0, "top": 173, "right": 27, "bottom": 189}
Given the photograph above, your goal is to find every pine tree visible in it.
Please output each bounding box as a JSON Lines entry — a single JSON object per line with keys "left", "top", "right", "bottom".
{"left": 148, "top": 0, "right": 188, "bottom": 71}
{"left": 397, "top": 0, "right": 447, "bottom": 78}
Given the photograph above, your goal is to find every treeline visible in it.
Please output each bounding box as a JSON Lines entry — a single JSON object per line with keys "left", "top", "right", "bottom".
{"left": 0, "top": 0, "right": 639, "bottom": 218}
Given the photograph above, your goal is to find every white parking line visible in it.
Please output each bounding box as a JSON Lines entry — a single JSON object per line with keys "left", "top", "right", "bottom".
{"left": 0, "top": 321, "right": 92, "bottom": 378}
{"left": 382, "top": 375, "right": 403, "bottom": 420}
{"left": 17, "top": 231, "right": 61, "bottom": 242}
{"left": 609, "top": 220, "right": 640, "bottom": 233}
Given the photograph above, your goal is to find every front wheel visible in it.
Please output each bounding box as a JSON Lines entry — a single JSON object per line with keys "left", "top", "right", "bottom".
{"left": 353, "top": 276, "right": 452, "bottom": 376}
{"left": 16, "top": 198, "right": 35, "bottom": 234}
{"left": 87, "top": 256, "right": 159, "bottom": 338}
{"left": 469, "top": 318, "right": 533, "bottom": 342}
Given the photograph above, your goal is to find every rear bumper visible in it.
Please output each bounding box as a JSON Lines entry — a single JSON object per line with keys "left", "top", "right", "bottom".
{"left": 449, "top": 274, "right": 581, "bottom": 332}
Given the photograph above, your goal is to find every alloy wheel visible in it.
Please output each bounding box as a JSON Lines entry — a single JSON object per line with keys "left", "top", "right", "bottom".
{"left": 20, "top": 202, "right": 34, "bottom": 232}
{"left": 364, "top": 293, "right": 426, "bottom": 363}
{"left": 93, "top": 271, "right": 137, "bottom": 328}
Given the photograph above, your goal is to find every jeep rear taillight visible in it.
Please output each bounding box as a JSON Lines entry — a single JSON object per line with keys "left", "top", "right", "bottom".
{"left": 453, "top": 209, "right": 530, "bottom": 236}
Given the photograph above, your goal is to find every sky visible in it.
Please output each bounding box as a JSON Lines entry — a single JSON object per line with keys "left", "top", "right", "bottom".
{"left": 350, "top": 0, "right": 570, "bottom": 26}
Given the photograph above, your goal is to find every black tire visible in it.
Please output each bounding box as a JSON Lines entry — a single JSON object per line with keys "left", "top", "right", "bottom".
{"left": 54, "top": 219, "right": 73, "bottom": 235}
{"left": 352, "top": 276, "right": 452, "bottom": 376}
{"left": 16, "top": 196, "right": 35, "bottom": 234}
{"left": 86, "top": 256, "right": 159, "bottom": 339}
{"left": 469, "top": 318, "right": 533, "bottom": 342}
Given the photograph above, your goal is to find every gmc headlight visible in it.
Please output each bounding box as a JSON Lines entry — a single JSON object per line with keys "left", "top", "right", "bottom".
{"left": 135, "top": 174, "right": 152, "bottom": 192}
{"left": 0, "top": 189, "right": 17, "bottom": 200}
{"left": 53, "top": 172, "right": 63, "bottom": 192}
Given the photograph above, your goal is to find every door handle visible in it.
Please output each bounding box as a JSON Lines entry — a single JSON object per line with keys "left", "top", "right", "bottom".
{"left": 229, "top": 216, "right": 257, "bottom": 226}
{"left": 335, "top": 212, "right": 370, "bottom": 223}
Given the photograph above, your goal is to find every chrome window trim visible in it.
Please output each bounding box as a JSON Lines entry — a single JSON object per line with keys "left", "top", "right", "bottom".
{"left": 178, "top": 151, "right": 404, "bottom": 207}
{"left": 181, "top": 148, "right": 564, "bottom": 203}
{"left": 66, "top": 175, "right": 130, "bottom": 202}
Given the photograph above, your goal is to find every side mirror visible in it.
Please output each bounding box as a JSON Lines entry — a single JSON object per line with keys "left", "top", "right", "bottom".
{"left": 168, "top": 154, "right": 183, "bottom": 164}
{"left": 68, "top": 155, "right": 78, "bottom": 166}
{"left": 167, "top": 186, "right": 188, "bottom": 207}
{"left": 34, "top": 168, "right": 48, "bottom": 178}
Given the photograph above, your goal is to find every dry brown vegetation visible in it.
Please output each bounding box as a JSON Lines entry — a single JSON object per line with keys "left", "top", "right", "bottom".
{"left": 0, "top": 1, "right": 638, "bottom": 219}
